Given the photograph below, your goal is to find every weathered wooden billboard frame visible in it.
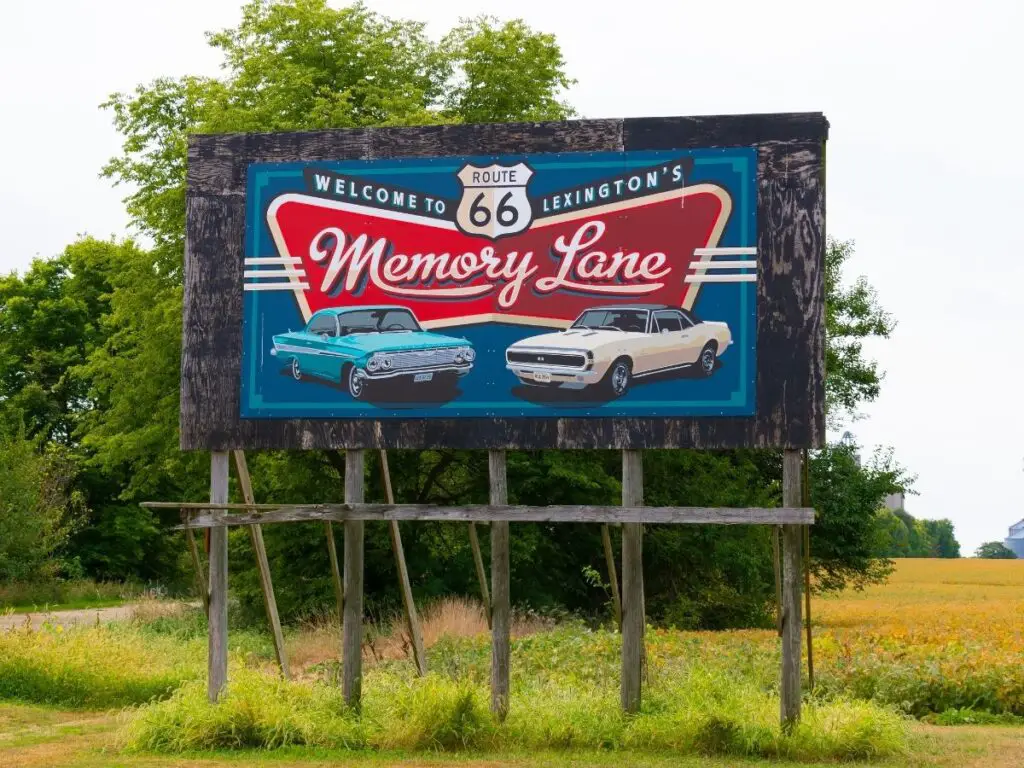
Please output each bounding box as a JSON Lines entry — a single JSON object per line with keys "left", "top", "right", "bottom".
{"left": 175, "top": 112, "right": 827, "bottom": 729}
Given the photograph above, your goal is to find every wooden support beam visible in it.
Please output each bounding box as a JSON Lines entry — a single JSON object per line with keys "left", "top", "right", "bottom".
{"left": 802, "top": 448, "right": 815, "bottom": 692}
{"left": 468, "top": 522, "right": 492, "bottom": 628}
{"left": 208, "top": 452, "right": 229, "bottom": 703}
{"left": 601, "top": 524, "right": 622, "bottom": 630}
{"left": 342, "top": 450, "right": 365, "bottom": 710}
{"left": 772, "top": 526, "right": 783, "bottom": 636}
{"left": 324, "top": 522, "right": 344, "bottom": 624}
{"left": 156, "top": 502, "right": 814, "bottom": 528}
{"left": 232, "top": 451, "right": 289, "bottom": 680}
{"left": 621, "top": 449, "right": 644, "bottom": 714}
{"left": 489, "top": 450, "right": 510, "bottom": 722}
{"left": 781, "top": 449, "right": 803, "bottom": 730}
{"left": 379, "top": 449, "right": 427, "bottom": 676}
{"left": 184, "top": 520, "right": 209, "bottom": 617}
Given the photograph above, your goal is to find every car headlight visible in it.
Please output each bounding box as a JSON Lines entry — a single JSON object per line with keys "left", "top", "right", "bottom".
{"left": 380, "top": 355, "right": 393, "bottom": 370}
{"left": 463, "top": 347, "right": 476, "bottom": 362}
{"left": 367, "top": 355, "right": 381, "bottom": 372}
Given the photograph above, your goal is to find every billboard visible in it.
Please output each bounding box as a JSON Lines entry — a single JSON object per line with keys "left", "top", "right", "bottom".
{"left": 241, "top": 148, "right": 757, "bottom": 419}
{"left": 182, "top": 114, "right": 827, "bottom": 450}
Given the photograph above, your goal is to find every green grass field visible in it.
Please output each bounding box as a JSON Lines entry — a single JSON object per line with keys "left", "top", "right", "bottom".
{"left": 2, "top": 561, "right": 1024, "bottom": 766}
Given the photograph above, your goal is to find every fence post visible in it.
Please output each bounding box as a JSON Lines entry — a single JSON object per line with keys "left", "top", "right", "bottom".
{"left": 601, "top": 524, "right": 622, "bottom": 630}
{"left": 621, "top": 449, "right": 644, "bottom": 713}
{"left": 342, "top": 449, "right": 365, "bottom": 710}
{"left": 207, "top": 451, "right": 229, "bottom": 703}
{"left": 781, "top": 449, "right": 803, "bottom": 730}
{"left": 489, "top": 450, "right": 510, "bottom": 721}
{"left": 468, "top": 523, "right": 492, "bottom": 628}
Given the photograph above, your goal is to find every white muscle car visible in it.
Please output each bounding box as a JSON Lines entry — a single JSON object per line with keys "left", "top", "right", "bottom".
{"left": 505, "top": 304, "right": 731, "bottom": 397}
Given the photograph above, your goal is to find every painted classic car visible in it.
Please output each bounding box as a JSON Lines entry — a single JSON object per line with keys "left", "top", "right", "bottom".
{"left": 270, "top": 306, "right": 475, "bottom": 399}
{"left": 505, "top": 304, "right": 731, "bottom": 397}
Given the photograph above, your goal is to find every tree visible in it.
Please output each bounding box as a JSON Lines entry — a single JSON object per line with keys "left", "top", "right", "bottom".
{"left": 975, "top": 541, "right": 1017, "bottom": 559}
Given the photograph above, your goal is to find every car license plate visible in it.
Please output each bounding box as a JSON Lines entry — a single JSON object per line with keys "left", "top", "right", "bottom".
{"left": 533, "top": 372, "right": 552, "bottom": 383}
{"left": 413, "top": 372, "right": 433, "bottom": 383}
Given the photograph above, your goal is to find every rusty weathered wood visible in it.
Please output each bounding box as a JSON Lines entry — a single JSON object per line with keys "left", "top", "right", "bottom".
{"left": 181, "top": 115, "right": 827, "bottom": 453}
{"left": 621, "top": 450, "right": 644, "bottom": 713}
{"left": 184, "top": 520, "right": 209, "bottom": 617}
{"left": 324, "top": 522, "right": 344, "bottom": 624}
{"left": 232, "top": 451, "right": 289, "bottom": 679}
{"left": 781, "top": 449, "right": 803, "bottom": 730}
{"left": 379, "top": 449, "right": 427, "bottom": 676}
{"left": 468, "top": 523, "right": 492, "bottom": 628}
{"left": 342, "top": 450, "right": 365, "bottom": 710}
{"left": 601, "top": 524, "right": 622, "bottom": 630}
{"left": 152, "top": 502, "right": 814, "bottom": 527}
{"left": 489, "top": 450, "right": 510, "bottom": 721}
{"left": 208, "top": 452, "right": 229, "bottom": 703}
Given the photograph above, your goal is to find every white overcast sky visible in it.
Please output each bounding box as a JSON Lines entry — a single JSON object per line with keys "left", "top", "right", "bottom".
{"left": 3, "top": 1, "right": 1022, "bottom": 554}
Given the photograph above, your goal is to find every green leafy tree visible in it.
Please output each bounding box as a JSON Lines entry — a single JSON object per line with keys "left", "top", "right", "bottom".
{"left": 975, "top": 541, "right": 1017, "bottom": 559}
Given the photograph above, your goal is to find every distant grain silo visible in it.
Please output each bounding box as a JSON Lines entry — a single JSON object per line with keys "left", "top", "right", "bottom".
{"left": 1004, "top": 520, "right": 1024, "bottom": 558}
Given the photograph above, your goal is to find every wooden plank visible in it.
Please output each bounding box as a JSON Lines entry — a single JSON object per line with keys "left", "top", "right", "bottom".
{"left": 342, "top": 450, "right": 365, "bottom": 710}
{"left": 489, "top": 450, "right": 510, "bottom": 722}
{"left": 781, "top": 449, "right": 803, "bottom": 730}
{"left": 324, "top": 523, "right": 344, "bottom": 624}
{"left": 601, "top": 524, "right": 622, "bottom": 630}
{"left": 802, "top": 448, "right": 815, "bottom": 691}
{"left": 208, "top": 452, "right": 229, "bottom": 703}
{"left": 620, "top": 449, "right": 644, "bottom": 713}
{"left": 154, "top": 502, "right": 815, "bottom": 527}
{"left": 184, "top": 520, "right": 209, "bottom": 617}
{"left": 772, "top": 526, "right": 783, "bottom": 636}
{"left": 379, "top": 449, "right": 427, "bottom": 676}
{"left": 468, "top": 523, "right": 492, "bottom": 628}
{"left": 181, "top": 115, "right": 826, "bottom": 453}
{"left": 232, "top": 451, "right": 289, "bottom": 679}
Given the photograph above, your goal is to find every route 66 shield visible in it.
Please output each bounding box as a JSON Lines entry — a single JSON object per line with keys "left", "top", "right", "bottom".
{"left": 455, "top": 162, "right": 534, "bottom": 239}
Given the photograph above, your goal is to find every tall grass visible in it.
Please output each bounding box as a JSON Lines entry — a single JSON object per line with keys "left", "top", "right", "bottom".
{"left": 119, "top": 664, "right": 907, "bottom": 760}
{"left": 0, "top": 579, "right": 147, "bottom": 611}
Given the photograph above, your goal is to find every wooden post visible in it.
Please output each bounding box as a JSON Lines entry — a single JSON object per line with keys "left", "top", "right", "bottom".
{"left": 325, "top": 523, "right": 344, "bottom": 623}
{"left": 342, "top": 449, "right": 365, "bottom": 710}
{"left": 232, "top": 451, "right": 289, "bottom": 679}
{"left": 468, "top": 523, "right": 492, "bottom": 628}
{"left": 379, "top": 449, "right": 427, "bottom": 676}
{"left": 184, "top": 520, "right": 209, "bottom": 617}
{"left": 489, "top": 450, "right": 510, "bottom": 721}
{"left": 802, "top": 448, "right": 815, "bottom": 692}
{"left": 780, "top": 449, "right": 803, "bottom": 730}
{"left": 601, "top": 524, "right": 622, "bottom": 630}
{"left": 621, "top": 449, "right": 644, "bottom": 713}
{"left": 208, "top": 451, "right": 229, "bottom": 703}
{"left": 772, "top": 526, "right": 783, "bottom": 636}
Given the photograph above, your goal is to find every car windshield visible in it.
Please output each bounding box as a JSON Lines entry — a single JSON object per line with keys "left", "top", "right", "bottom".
{"left": 570, "top": 309, "right": 648, "bottom": 333}
{"left": 336, "top": 309, "right": 422, "bottom": 335}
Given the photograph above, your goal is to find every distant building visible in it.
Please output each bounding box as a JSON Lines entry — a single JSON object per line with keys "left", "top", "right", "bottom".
{"left": 884, "top": 492, "right": 905, "bottom": 511}
{"left": 1004, "top": 520, "right": 1024, "bottom": 558}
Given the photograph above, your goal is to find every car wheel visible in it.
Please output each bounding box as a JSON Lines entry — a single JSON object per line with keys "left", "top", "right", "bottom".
{"left": 290, "top": 358, "right": 302, "bottom": 381}
{"left": 697, "top": 342, "right": 717, "bottom": 377}
{"left": 604, "top": 358, "right": 632, "bottom": 397}
{"left": 347, "top": 365, "right": 367, "bottom": 399}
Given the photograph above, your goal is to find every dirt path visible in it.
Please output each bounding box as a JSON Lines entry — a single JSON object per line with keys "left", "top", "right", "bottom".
{"left": 1, "top": 603, "right": 141, "bottom": 631}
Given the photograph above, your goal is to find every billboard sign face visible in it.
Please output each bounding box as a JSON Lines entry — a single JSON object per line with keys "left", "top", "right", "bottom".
{"left": 241, "top": 148, "right": 757, "bottom": 420}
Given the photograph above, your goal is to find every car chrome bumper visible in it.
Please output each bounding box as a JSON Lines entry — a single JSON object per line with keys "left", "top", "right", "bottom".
{"left": 357, "top": 363, "right": 472, "bottom": 380}
{"left": 506, "top": 363, "right": 602, "bottom": 385}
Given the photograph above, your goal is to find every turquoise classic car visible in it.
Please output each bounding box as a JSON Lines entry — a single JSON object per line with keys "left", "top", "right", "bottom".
{"left": 270, "top": 306, "right": 475, "bottom": 400}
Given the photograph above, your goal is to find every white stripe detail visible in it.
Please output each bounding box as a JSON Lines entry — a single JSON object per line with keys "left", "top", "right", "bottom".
{"left": 244, "top": 283, "right": 310, "bottom": 291}
{"left": 684, "top": 274, "right": 757, "bottom": 283}
{"left": 245, "top": 257, "right": 302, "bottom": 265}
{"left": 244, "top": 269, "right": 306, "bottom": 279}
{"left": 693, "top": 247, "right": 757, "bottom": 256}
{"left": 688, "top": 260, "right": 757, "bottom": 270}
